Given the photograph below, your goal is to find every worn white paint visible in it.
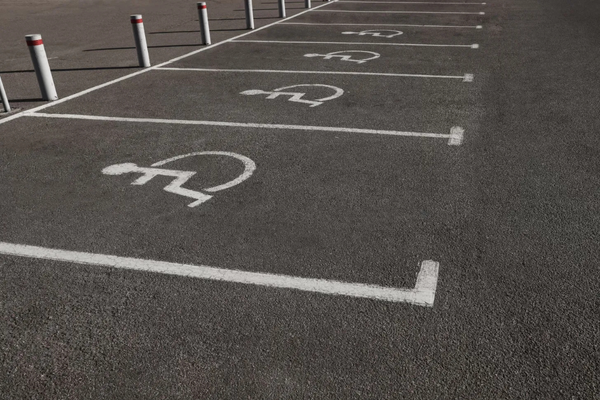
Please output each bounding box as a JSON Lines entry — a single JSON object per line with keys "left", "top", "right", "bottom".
{"left": 282, "top": 22, "right": 484, "bottom": 29}
{"left": 304, "top": 50, "right": 381, "bottom": 64}
{"left": 338, "top": 1, "right": 484, "bottom": 3}
{"left": 0, "top": 0, "right": 340, "bottom": 126}
{"left": 341, "top": 30, "right": 403, "bottom": 38}
{"left": 316, "top": 9, "right": 485, "bottom": 14}
{"left": 102, "top": 152, "right": 256, "bottom": 207}
{"left": 0, "top": 241, "right": 440, "bottom": 306}
{"left": 26, "top": 113, "right": 465, "bottom": 145}
{"left": 233, "top": 40, "right": 478, "bottom": 48}
{"left": 448, "top": 126, "right": 464, "bottom": 145}
{"left": 463, "top": 73, "right": 474, "bottom": 82}
{"left": 240, "top": 84, "right": 344, "bottom": 107}
{"left": 156, "top": 67, "right": 472, "bottom": 81}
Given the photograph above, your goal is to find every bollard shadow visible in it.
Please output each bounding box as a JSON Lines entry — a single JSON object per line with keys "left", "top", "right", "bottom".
{"left": 7, "top": 98, "right": 44, "bottom": 103}
{"left": 233, "top": 7, "right": 305, "bottom": 10}
{"left": 0, "top": 66, "right": 140, "bottom": 74}
{"left": 83, "top": 44, "right": 204, "bottom": 52}
{"left": 208, "top": 16, "right": 277, "bottom": 21}
{"left": 149, "top": 28, "right": 246, "bottom": 34}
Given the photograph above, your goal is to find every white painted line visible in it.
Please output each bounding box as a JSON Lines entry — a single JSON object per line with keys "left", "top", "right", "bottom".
{"left": 316, "top": 9, "right": 485, "bottom": 14}
{"left": 0, "top": 0, "right": 340, "bottom": 126}
{"left": 25, "top": 113, "right": 465, "bottom": 145}
{"left": 0, "top": 242, "right": 440, "bottom": 306}
{"left": 233, "top": 39, "right": 479, "bottom": 48}
{"left": 282, "top": 22, "right": 484, "bottom": 29}
{"left": 157, "top": 67, "right": 472, "bottom": 81}
{"left": 338, "top": 1, "right": 485, "bottom": 3}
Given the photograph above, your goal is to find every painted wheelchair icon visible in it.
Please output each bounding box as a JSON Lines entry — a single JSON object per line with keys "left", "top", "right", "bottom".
{"left": 240, "top": 84, "right": 344, "bottom": 107}
{"left": 342, "top": 30, "right": 403, "bottom": 38}
{"left": 304, "top": 50, "right": 381, "bottom": 64}
{"left": 102, "top": 151, "right": 256, "bottom": 208}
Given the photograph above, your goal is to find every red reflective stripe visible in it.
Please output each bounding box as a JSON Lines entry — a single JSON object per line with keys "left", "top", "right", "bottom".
{"left": 198, "top": 4, "right": 207, "bottom": 8}
{"left": 130, "top": 18, "right": 143, "bottom": 23}
{"left": 26, "top": 39, "right": 43, "bottom": 46}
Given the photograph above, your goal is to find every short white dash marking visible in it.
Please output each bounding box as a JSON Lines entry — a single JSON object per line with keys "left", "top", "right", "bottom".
{"left": 448, "top": 126, "right": 464, "bottom": 146}
{"left": 0, "top": 242, "right": 440, "bottom": 306}
{"left": 471, "top": 43, "right": 480, "bottom": 49}
{"left": 463, "top": 73, "right": 474, "bottom": 82}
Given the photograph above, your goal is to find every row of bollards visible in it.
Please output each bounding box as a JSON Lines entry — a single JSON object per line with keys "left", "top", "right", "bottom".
{"left": 1, "top": 0, "right": 302, "bottom": 110}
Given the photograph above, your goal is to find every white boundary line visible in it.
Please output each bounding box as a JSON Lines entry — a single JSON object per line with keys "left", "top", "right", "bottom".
{"left": 0, "top": 0, "right": 339, "bottom": 127}
{"left": 282, "top": 22, "right": 484, "bottom": 29}
{"left": 156, "top": 67, "right": 474, "bottom": 81}
{"left": 0, "top": 241, "right": 440, "bottom": 306}
{"left": 315, "top": 10, "right": 485, "bottom": 14}
{"left": 233, "top": 39, "right": 479, "bottom": 48}
{"left": 338, "top": 1, "right": 485, "bottom": 4}
{"left": 25, "top": 113, "right": 465, "bottom": 145}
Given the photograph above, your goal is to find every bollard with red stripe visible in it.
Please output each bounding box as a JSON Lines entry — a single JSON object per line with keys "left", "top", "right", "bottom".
{"left": 245, "top": 0, "right": 254, "bottom": 30}
{"left": 197, "top": 2, "right": 211, "bottom": 45}
{"left": 305, "top": 0, "right": 311, "bottom": 8}
{"left": 130, "top": 15, "right": 151, "bottom": 67}
{"left": 25, "top": 34, "right": 58, "bottom": 101}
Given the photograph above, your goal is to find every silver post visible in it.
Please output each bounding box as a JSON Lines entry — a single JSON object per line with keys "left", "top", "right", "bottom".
{"left": 305, "top": 0, "right": 311, "bottom": 8}
{"left": 245, "top": 0, "right": 255, "bottom": 29}
{"left": 25, "top": 34, "right": 58, "bottom": 101}
{"left": 197, "top": 3, "right": 211, "bottom": 45}
{"left": 130, "top": 15, "right": 151, "bottom": 67}
{"left": 0, "top": 76, "right": 10, "bottom": 113}
{"left": 278, "top": 0, "right": 286, "bottom": 17}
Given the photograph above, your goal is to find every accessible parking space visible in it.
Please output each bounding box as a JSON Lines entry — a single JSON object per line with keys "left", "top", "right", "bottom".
{"left": 0, "top": 117, "right": 467, "bottom": 294}
{"left": 170, "top": 41, "right": 479, "bottom": 77}
{"left": 237, "top": 22, "right": 481, "bottom": 45}
{"left": 40, "top": 70, "right": 479, "bottom": 137}
{"left": 291, "top": 6, "right": 489, "bottom": 26}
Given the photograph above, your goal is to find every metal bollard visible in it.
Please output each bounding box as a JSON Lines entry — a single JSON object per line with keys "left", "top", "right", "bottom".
{"left": 197, "top": 2, "right": 211, "bottom": 45}
{"left": 305, "top": 0, "right": 311, "bottom": 8}
{"left": 278, "top": 0, "right": 286, "bottom": 18}
{"left": 130, "top": 15, "right": 151, "bottom": 67}
{"left": 25, "top": 34, "right": 58, "bottom": 101}
{"left": 245, "top": 0, "right": 255, "bottom": 29}
{"left": 0, "top": 76, "right": 10, "bottom": 112}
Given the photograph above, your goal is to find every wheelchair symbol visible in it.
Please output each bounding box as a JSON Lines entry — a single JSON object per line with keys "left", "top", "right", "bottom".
{"left": 102, "top": 151, "right": 256, "bottom": 208}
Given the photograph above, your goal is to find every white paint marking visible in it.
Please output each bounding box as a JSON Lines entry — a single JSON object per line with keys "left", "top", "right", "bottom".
{"left": 0, "top": 242, "right": 440, "bottom": 306}
{"left": 463, "top": 73, "right": 474, "bottom": 82}
{"left": 282, "top": 22, "right": 483, "bottom": 29}
{"left": 233, "top": 39, "right": 477, "bottom": 48}
{"left": 316, "top": 9, "right": 485, "bottom": 14}
{"left": 240, "top": 84, "right": 344, "bottom": 107}
{"left": 157, "top": 67, "right": 471, "bottom": 81}
{"left": 0, "top": 0, "right": 340, "bottom": 126}
{"left": 304, "top": 50, "right": 381, "bottom": 64}
{"left": 26, "top": 113, "right": 465, "bottom": 145}
{"left": 342, "top": 29, "right": 403, "bottom": 38}
{"left": 448, "top": 126, "right": 464, "bottom": 146}
{"left": 102, "top": 152, "right": 256, "bottom": 207}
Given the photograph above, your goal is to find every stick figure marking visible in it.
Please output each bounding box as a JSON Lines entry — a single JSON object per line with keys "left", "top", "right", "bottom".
{"left": 240, "top": 84, "right": 344, "bottom": 107}
{"left": 102, "top": 151, "right": 256, "bottom": 208}
{"left": 341, "top": 30, "right": 403, "bottom": 38}
{"left": 304, "top": 50, "right": 381, "bottom": 64}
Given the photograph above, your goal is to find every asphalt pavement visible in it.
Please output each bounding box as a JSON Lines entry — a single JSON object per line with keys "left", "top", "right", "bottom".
{"left": 0, "top": 0, "right": 598, "bottom": 398}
